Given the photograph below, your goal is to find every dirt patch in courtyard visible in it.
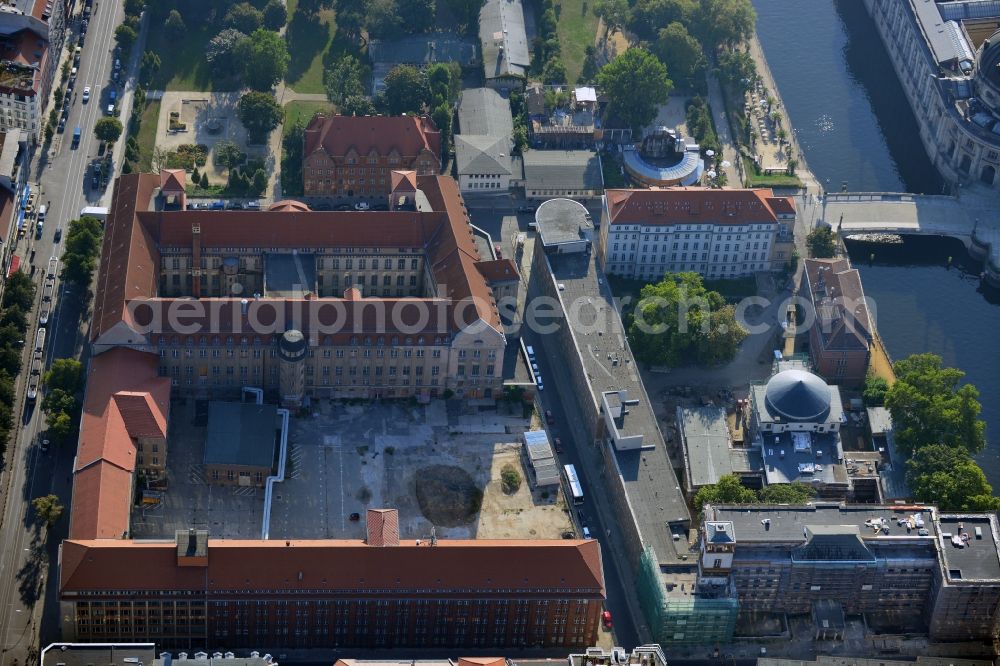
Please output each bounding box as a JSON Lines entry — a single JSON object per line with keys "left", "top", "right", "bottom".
{"left": 415, "top": 465, "right": 482, "bottom": 527}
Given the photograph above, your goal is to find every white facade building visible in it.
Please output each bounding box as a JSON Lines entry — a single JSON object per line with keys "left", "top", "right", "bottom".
{"left": 597, "top": 188, "right": 795, "bottom": 280}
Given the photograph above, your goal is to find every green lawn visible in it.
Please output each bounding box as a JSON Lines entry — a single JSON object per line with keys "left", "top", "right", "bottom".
{"left": 136, "top": 100, "right": 160, "bottom": 171}
{"left": 742, "top": 157, "right": 804, "bottom": 188}
{"left": 556, "top": 0, "right": 600, "bottom": 84}
{"left": 284, "top": 1, "right": 339, "bottom": 94}
{"left": 146, "top": 24, "right": 236, "bottom": 92}
{"left": 284, "top": 100, "right": 334, "bottom": 132}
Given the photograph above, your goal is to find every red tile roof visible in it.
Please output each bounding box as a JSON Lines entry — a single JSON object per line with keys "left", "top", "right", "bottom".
{"left": 366, "top": 508, "right": 400, "bottom": 547}
{"left": 305, "top": 114, "right": 441, "bottom": 162}
{"left": 804, "top": 258, "right": 872, "bottom": 352}
{"left": 159, "top": 169, "right": 185, "bottom": 193}
{"left": 476, "top": 258, "right": 519, "bottom": 284}
{"left": 268, "top": 199, "right": 311, "bottom": 212}
{"left": 60, "top": 539, "right": 605, "bottom": 596}
{"left": 604, "top": 187, "right": 793, "bottom": 226}
{"left": 391, "top": 170, "right": 417, "bottom": 193}
{"left": 71, "top": 347, "right": 169, "bottom": 540}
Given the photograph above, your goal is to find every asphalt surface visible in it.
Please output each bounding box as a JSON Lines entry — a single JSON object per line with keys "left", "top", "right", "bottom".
{"left": 0, "top": 2, "right": 129, "bottom": 665}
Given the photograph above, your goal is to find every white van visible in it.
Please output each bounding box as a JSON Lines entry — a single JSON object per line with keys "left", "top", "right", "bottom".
{"left": 37, "top": 204, "right": 47, "bottom": 220}
{"left": 582, "top": 526, "right": 592, "bottom": 539}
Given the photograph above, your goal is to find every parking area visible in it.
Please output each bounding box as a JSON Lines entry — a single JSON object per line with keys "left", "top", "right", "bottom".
{"left": 131, "top": 398, "right": 574, "bottom": 541}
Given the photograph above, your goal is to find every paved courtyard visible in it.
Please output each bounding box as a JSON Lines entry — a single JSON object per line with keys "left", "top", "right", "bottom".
{"left": 131, "top": 398, "right": 573, "bottom": 541}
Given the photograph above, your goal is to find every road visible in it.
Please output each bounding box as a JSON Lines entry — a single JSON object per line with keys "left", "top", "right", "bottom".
{"left": 0, "top": 3, "right": 127, "bottom": 665}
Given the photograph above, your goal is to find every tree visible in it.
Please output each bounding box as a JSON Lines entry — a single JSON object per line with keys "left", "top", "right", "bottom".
{"left": 60, "top": 217, "right": 104, "bottom": 286}
{"left": 124, "top": 0, "right": 146, "bottom": 15}
{"left": 0, "top": 347, "right": 21, "bottom": 377}
{"left": 280, "top": 120, "right": 306, "bottom": 195}
{"left": 225, "top": 3, "right": 263, "bottom": 34}
{"left": 695, "top": 0, "right": 755, "bottom": 49}
{"left": 324, "top": 54, "right": 365, "bottom": 104}
{"left": 242, "top": 29, "right": 289, "bottom": 91}
{"left": 366, "top": 0, "right": 402, "bottom": 38}
{"left": 383, "top": 65, "right": 430, "bottom": 115}
{"left": 427, "top": 62, "right": 456, "bottom": 108}
{"left": 597, "top": 49, "right": 672, "bottom": 133}
{"left": 806, "top": 226, "right": 837, "bottom": 258}
{"left": 541, "top": 58, "right": 567, "bottom": 85}
{"left": 759, "top": 483, "right": 816, "bottom": 505}
{"left": 47, "top": 411, "right": 74, "bottom": 442}
{"left": 593, "top": 0, "right": 630, "bottom": 34}
{"left": 251, "top": 169, "right": 268, "bottom": 195}
{"left": 94, "top": 117, "right": 124, "bottom": 144}
{"left": 298, "top": 0, "right": 335, "bottom": 14}
{"left": 165, "top": 9, "right": 186, "bottom": 39}
{"left": 333, "top": 0, "right": 366, "bottom": 43}
{"left": 341, "top": 94, "right": 376, "bottom": 116}
{"left": 32, "top": 495, "right": 64, "bottom": 528}
{"left": 0, "top": 307, "right": 26, "bottom": 333}
{"left": 207, "top": 29, "right": 250, "bottom": 78}
{"left": 693, "top": 474, "right": 757, "bottom": 514}
{"left": 906, "top": 445, "right": 1000, "bottom": 511}
{"left": 431, "top": 103, "right": 452, "bottom": 156}
{"left": 628, "top": 272, "right": 748, "bottom": 367}
{"left": 398, "top": 0, "right": 435, "bottom": 34}
{"left": 262, "top": 0, "right": 287, "bottom": 29}
{"left": 238, "top": 91, "right": 283, "bottom": 143}
{"left": 42, "top": 388, "right": 78, "bottom": 418}
{"left": 863, "top": 373, "right": 889, "bottom": 406}
{"left": 200, "top": 171, "right": 210, "bottom": 188}
{"left": 629, "top": 0, "right": 696, "bottom": 40}
{"left": 885, "top": 353, "right": 987, "bottom": 456}
{"left": 140, "top": 51, "right": 161, "bottom": 85}
{"left": 115, "top": 24, "right": 138, "bottom": 53}
{"left": 215, "top": 139, "right": 246, "bottom": 170}
{"left": 512, "top": 125, "right": 528, "bottom": 154}
{"left": 500, "top": 464, "right": 522, "bottom": 493}
{"left": 719, "top": 49, "right": 756, "bottom": 93}
{"left": 442, "top": 0, "right": 484, "bottom": 33}
{"left": 653, "top": 23, "right": 706, "bottom": 90}
{"left": 3, "top": 272, "right": 36, "bottom": 312}
{"left": 44, "top": 359, "right": 84, "bottom": 395}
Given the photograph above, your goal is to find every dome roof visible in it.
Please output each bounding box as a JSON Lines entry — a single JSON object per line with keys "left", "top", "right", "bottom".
{"left": 268, "top": 199, "right": 311, "bottom": 212}
{"left": 764, "top": 369, "right": 832, "bottom": 422}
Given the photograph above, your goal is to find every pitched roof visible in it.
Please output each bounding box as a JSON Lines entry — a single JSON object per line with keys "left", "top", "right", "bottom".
{"left": 804, "top": 258, "right": 873, "bottom": 352}
{"left": 476, "top": 258, "right": 519, "bottom": 284}
{"left": 304, "top": 114, "right": 441, "bottom": 161}
{"left": 455, "top": 134, "right": 512, "bottom": 175}
{"left": 480, "top": 0, "right": 529, "bottom": 80}
{"left": 60, "top": 539, "right": 605, "bottom": 596}
{"left": 390, "top": 169, "right": 417, "bottom": 193}
{"left": 159, "top": 169, "right": 185, "bottom": 193}
{"left": 604, "top": 187, "right": 794, "bottom": 226}
{"left": 457, "top": 88, "right": 514, "bottom": 138}
{"left": 366, "top": 508, "right": 400, "bottom": 547}
{"left": 71, "top": 347, "right": 169, "bottom": 540}
{"left": 522, "top": 150, "right": 603, "bottom": 191}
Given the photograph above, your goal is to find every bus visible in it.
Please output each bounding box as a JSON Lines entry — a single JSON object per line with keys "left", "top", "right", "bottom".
{"left": 564, "top": 464, "right": 584, "bottom": 505}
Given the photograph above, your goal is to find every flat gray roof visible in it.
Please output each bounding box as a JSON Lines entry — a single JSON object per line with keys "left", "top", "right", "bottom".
{"left": 548, "top": 251, "right": 690, "bottom": 563}
{"left": 458, "top": 87, "right": 514, "bottom": 138}
{"left": 535, "top": 198, "right": 593, "bottom": 247}
{"left": 480, "top": 0, "right": 529, "bottom": 80}
{"left": 522, "top": 150, "right": 603, "bottom": 192}
{"left": 938, "top": 515, "right": 1000, "bottom": 581}
{"left": 679, "top": 405, "right": 758, "bottom": 488}
{"left": 912, "top": 0, "right": 974, "bottom": 66}
{"left": 706, "top": 503, "right": 938, "bottom": 543}
{"left": 204, "top": 401, "right": 279, "bottom": 468}
{"left": 755, "top": 423, "right": 849, "bottom": 487}
{"left": 264, "top": 252, "right": 315, "bottom": 297}
{"left": 43, "top": 644, "right": 157, "bottom": 666}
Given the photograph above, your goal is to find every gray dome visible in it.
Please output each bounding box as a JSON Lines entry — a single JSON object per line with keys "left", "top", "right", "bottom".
{"left": 764, "top": 369, "right": 832, "bottom": 422}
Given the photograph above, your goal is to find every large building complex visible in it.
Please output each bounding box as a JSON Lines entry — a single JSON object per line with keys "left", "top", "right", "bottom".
{"left": 302, "top": 114, "right": 441, "bottom": 200}
{"left": 862, "top": 0, "right": 1000, "bottom": 190}
{"left": 696, "top": 503, "right": 1000, "bottom": 643}
{"left": 0, "top": 0, "right": 65, "bottom": 139}
{"left": 596, "top": 188, "right": 795, "bottom": 280}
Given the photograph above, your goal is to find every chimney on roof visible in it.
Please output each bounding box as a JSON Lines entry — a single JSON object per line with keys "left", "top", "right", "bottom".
{"left": 366, "top": 508, "right": 400, "bottom": 547}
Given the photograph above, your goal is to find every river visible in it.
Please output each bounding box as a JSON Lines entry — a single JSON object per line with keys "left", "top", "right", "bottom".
{"left": 752, "top": 0, "right": 1000, "bottom": 482}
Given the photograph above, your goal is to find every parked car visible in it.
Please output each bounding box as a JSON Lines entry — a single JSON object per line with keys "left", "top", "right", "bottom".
{"left": 554, "top": 437, "right": 563, "bottom": 453}
{"left": 602, "top": 611, "right": 612, "bottom": 628}
{"left": 582, "top": 526, "right": 592, "bottom": 539}
{"left": 82, "top": 86, "right": 90, "bottom": 103}
{"left": 349, "top": 512, "right": 361, "bottom": 521}
{"left": 545, "top": 410, "right": 554, "bottom": 425}
{"left": 354, "top": 202, "right": 370, "bottom": 211}
{"left": 517, "top": 205, "right": 536, "bottom": 213}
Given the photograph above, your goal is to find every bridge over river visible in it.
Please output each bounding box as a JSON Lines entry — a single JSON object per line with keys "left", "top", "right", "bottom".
{"left": 822, "top": 192, "right": 1000, "bottom": 286}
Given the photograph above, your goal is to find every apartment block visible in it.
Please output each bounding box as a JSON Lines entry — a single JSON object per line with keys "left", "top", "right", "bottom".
{"left": 0, "top": 0, "right": 66, "bottom": 139}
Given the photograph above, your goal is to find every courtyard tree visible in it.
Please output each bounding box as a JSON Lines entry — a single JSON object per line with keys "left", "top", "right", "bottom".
{"left": 628, "top": 272, "right": 747, "bottom": 367}
{"left": 653, "top": 22, "right": 706, "bottom": 90}
{"left": 215, "top": 139, "right": 246, "bottom": 170}
{"left": 863, "top": 373, "right": 889, "bottom": 406}
{"left": 628, "top": 0, "right": 696, "bottom": 40}
{"left": 806, "top": 226, "right": 837, "bottom": 258}
{"left": 694, "top": 0, "right": 755, "bottom": 49}
{"left": 692, "top": 474, "right": 757, "bottom": 515}
{"left": 238, "top": 91, "right": 283, "bottom": 143}
{"left": 280, "top": 120, "right": 306, "bottom": 195}
{"left": 243, "top": 29, "right": 289, "bottom": 91}
{"left": 324, "top": 54, "right": 365, "bottom": 104}
{"left": 32, "top": 495, "right": 64, "bottom": 528}
{"left": 341, "top": 94, "right": 376, "bottom": 117}
{"left": 398, "top": 0, "right": 436, "bottom": 34}
{"left": 885, "top": 353, "right": 987, "bottom": 456}
{"left": 165, "top": 9, "right": 186, "bottom": 40}
{"left": 94, "top": 117, "right": 124, "bottom": 144}
{"left": 383, "top": 64, "right": 430, "bottom": 115}
{"left": 759, "top": 482, "right": 816, "bottom": 504}
{"left": 225, "top": 2, "right": 263, "bottom": 33}
{"left": 597, "top": 48, "right": 672, "bottom": 133}
{"left": 262, "top": 0, "right": 287, "bottom": 30}
{"left": 906, "top": 444, "right": 1000, "bottom": 511}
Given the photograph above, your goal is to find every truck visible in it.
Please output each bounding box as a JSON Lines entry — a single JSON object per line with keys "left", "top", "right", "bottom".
{"left": 80, "top": 206, "right": 109, "bottom": 222}
{"left": 71, "top": 126, "right": 81, "bottom": 148}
